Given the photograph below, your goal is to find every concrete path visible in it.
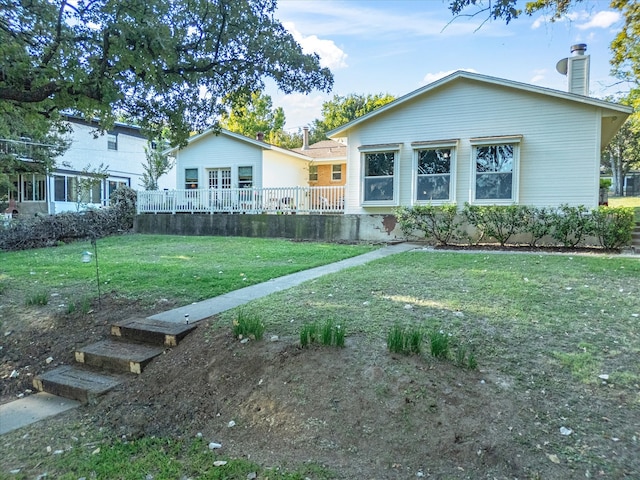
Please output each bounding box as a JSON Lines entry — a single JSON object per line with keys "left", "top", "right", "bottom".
{"left": 0, "top": 242, "right": 417, "bottom": 435}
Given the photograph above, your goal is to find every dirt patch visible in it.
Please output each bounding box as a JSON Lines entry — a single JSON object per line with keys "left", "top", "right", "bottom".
{"left": 0, "top": 294, "right": 635, "bottom": 479}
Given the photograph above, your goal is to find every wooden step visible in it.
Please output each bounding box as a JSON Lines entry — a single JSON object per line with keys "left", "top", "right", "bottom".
{"left": 75, "top": 339, "right": 165, "bottom": 374}
{"left": 33, "top": 365, "right": 123, "bottom": 404}
{"left": 111, "top": 317, "right": 196, "bottom": 346}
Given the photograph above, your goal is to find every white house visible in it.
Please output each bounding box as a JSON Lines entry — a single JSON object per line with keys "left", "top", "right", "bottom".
{"left": 4, "top": 116, "right": 176, "bottom": 216}
{"left": 327, "top": 70, "right": 632, "bottom": 214}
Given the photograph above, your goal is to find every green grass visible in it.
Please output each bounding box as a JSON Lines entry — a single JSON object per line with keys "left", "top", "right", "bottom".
{"left": 0, "top": 235, "right": 376, "bottom": 307}
{"left": 4, "top": 238, "right": 640, "bottom": 477}
{"left": 232, "top": 309, "right": 265, "bottom": 340}
{"left": 21, "top": 436, "right": 334, "bottom": 480}
{"left": 609, "top": 195, "right": 640, "bottom": 221}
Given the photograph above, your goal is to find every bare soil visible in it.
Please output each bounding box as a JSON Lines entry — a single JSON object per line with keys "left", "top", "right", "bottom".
{"left": 0, "top": 293, "right": 636, "bottom": 479}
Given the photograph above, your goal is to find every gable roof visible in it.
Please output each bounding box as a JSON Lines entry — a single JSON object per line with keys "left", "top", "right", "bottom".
{"left": 165, "top": 127, "right": 312, "bottom": 161}
{"left": 327, "top": 70, "right": 633, "bottom": 140}
{"left": 292, "top": 139, "right": 346, "bottom": 160}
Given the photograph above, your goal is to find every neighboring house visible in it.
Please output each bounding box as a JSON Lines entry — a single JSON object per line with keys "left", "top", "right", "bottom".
{"left": 3, "top": 116, "right": 176, "bottom": 216}
{"left": 327, "top": 69, "right": 631, "bottom": 214}
{"left": 292, "top": 127, "right": 347, "bottom": 188}
{"left": 167, "top": 128, "right": 312, "bottom": 191}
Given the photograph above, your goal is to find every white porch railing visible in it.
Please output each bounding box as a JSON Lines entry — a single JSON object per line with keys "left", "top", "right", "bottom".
{"left": 137, "top": 186, "right": 345, "bottom": 214}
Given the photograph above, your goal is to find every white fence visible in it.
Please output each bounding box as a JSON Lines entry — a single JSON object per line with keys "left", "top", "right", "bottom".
{"left": 137, "top": 186, "right": 345, "bottom": 214}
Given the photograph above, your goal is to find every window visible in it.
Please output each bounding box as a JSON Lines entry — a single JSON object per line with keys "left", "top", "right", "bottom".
{"left": 309, "top": 165, "right": 318, "bottom": 182}
{"left": 332, "top": 164, "right": 342, "bottom": 181}
{"left": 107, "top": 132, "right": 118, "bottom": 150}
{"left": 108, "top": 179, "right": 129, "bottom": 199}
{"left": 238, "top": 166, "right": 253, "bottom": 188}
{"left": 21, "top": 174, "right": 46, "bottom": 202}
{"left": 53, "top": 175, "right": 78, "bottom": 202}
{"left": 472, "top": 139, "right": 520, "bottom": 202}
{"left": 415, "top": 148, "right": 453, "bottom": 202}
{"left": 185, "top": 168, "right": 198, "bottom": 189}
{"left": 362, "top": 150, "right": 396, "bottom": 203}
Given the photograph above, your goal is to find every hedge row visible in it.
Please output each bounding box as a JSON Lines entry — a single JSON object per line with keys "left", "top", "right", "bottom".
{"left": 0, "top": 187, "right": 137, "bottom": 252}
{"left": 395, "top": 203, "right": 635, "bottom": 250}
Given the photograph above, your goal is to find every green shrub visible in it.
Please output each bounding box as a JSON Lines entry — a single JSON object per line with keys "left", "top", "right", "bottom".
{"left": 550, "top": 204, "right": 591, "bottom": 247}
{"left": 233, "top": 310, "right": 265, "bottom": 340}
{"left": 521, "top": 206, "right": 554, "bottom": 247}
{"left": 395, "top": 204, "right": 462, "bottom": 245}
{"left": 475, "top": 204, "right": 527, "bottom": 246}
{"left": 590, "top": 206, "right": 635, "bottom": 249}
{"left": 461, "top": 203, "right": 488, "bottom": 245}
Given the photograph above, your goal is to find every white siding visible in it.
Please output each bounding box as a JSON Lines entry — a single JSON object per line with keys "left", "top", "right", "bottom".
{"left": 343, "top": 78, "right": 603, "bottom": 214}
{"left": 175, "top": 132, "right": 263, "bottom": 189}
{"left": 263, "top": 150, "right": 308, "bottom": 188}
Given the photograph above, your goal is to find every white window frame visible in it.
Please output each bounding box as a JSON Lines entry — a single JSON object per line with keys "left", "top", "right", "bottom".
{"left": 359, "top": 143, "right": 401, "bottom": 206}
{"left": 470, "top": 135, "right": 522, "bottom": 205}
{"left": 411, "top": 140, "right": 458, "bottom": 205}
{"left": 331, "top": 164, "right": 342, "bottom": 182}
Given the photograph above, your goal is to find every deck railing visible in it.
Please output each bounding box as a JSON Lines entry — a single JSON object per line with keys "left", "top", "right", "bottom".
{"left": 137, "top": 186, "right": 345, "bottom": 214}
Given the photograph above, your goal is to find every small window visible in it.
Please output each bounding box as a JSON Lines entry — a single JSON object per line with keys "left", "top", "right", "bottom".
{"left": 332, "top": 164, "right": 342, "bottom": 181}
{"left": 238, "top": 166, "right": 253, "bottom": 188}
{"left": 108, "top": 179, "right": 129, "bottom": 199}
{"left": 363, "top": 151, "right": 395, "bottom": 203}
{"left": 185, "top": 168, "right": 198, "bottom": 189}
{"left": 416, "top": 148, "right": 452, "bottom": 202}
{"left": 107, "top": 132, "right": 118, "bottom": 151}
{"left": 309, "top": 165, "right": 318, "bottom": 182}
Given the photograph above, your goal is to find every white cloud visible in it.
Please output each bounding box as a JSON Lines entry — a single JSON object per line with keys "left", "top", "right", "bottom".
{"left": 576, "top": 11, "right": 620, "bottom": 30}
{"left": 421, "top": 68, "right": 478, "bottom": 85}
{"left": 529, "top": 69, "right": 547, "bottom": 84}
{"left": 275, "top": 93, "right": 329, "bottom": 130}
{"left": 284, "top": 22, "right": 348, "bottom": 70}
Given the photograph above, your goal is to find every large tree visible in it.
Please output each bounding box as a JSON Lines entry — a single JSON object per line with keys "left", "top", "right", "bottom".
{"left": 309, "top": 93, "right": 395, "bottom": 143}
{"left": 603, "top": 105, "right": 640, "bottom": 195}
{"left": 0, "top": 0, "right": 333, "bottom": 148}
{"left": 219, "top": 91, "right": 286, "bottom": 144}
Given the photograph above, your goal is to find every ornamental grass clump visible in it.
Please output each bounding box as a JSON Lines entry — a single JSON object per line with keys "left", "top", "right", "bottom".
{"left": 233, "top": 309, "right": 265, "bottom": 341}
{"left": 300, "top": 319, "right": 345, "bottom": 348}
{"left": 25, "top": 291, "right": 49, "bottom": 306}
{"left": 429, "top": 330, "right": 451, "bottom": 359}
{"left": 387, "top": 324, "right": 423, "bottom": 355}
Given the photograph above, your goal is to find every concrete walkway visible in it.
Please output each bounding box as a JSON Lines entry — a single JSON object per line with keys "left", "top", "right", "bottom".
{"left": 0, "top": 242, "right": 417, "bottom": 435}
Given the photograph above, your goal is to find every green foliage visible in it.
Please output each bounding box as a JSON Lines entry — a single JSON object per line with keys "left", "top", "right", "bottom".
{"left": 462, "top": 204, "right": 527, "bottom": 246}
{"left": 219, "top": 91, "right": 287, "bottom": 145}
{"left": 387, "top": 324, "right": 423, "bottom": 355}
{"left": 521, "top": 206, "right": 554, "bottom": 247}
{"left": 309, "top": 93, "right": 395, "bottom": 143}
{"left": 590, "top": 206, "right": 635, "bottom": 249}
{"left": 0, "top": 0, "right": 333, "bottom": 147}
{"left": 395, "top": 204, "right": 461, "bottom": 245}
{"left": 109, "top": 186, "right": 138, "bottom": 229}
{"left": 550, "top": 204, "right": 591, "bottom": 247}
{"left": 600, "top": 178, "right": 613, "bottom": 189}
{"left": 428, "top": 331, "right": 450, "bottom": 359}
{"left": 300, "top": 319, "right": 345, "bottom": 348}
{"left": 233, "top": 310, "right": 265, "bottom": 341}
{"left": 25, "top": 291, "right": 49, "bottom": 306}
{"left": 141, "top": 143, "right": 174, "bottom": 191}
{"left": 455, "top": 344, "right": 478, "bottom": 370}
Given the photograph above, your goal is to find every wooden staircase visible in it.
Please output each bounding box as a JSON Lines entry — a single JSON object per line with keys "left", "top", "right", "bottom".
{"left": 33, "top": 318, "right": 196, "bottom": 404}
{"left": 632, "top": 222, "right": 640, "bottom": 253}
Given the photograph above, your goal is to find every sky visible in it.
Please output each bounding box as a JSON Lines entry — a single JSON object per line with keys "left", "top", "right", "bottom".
{"left": 267, "top": 0, "right": 632, "bottom": 131}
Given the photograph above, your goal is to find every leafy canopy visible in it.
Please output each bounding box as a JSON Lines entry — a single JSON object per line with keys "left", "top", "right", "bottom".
{"left": 0, "top": 0, "right": 333, "bottom": 147}
{"left": 219, "top": 91, "right": 286, "bottom": 144}
{"left": 309, "top": 93, "right": 395, "bottom": 143}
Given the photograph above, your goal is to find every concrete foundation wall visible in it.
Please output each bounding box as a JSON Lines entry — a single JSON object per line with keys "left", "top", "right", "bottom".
{"left": 134, "top": 213, "right": 404, "bottom": 243}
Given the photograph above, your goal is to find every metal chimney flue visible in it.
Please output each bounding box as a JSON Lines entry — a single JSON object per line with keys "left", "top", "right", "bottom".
{"left": 571, "top": 43, "right": 587, "bottom": 56}
{"left": 302, "top": 126, "right": 309, "bottom": 150}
